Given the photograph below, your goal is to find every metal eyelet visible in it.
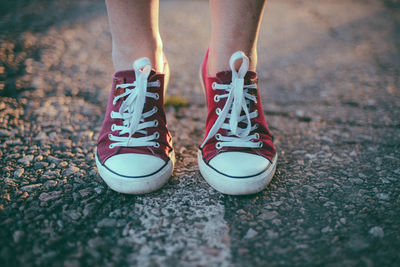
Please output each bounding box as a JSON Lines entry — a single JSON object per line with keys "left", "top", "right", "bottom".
{"left": 154, "top": 142, "right": 160, "bottom": 148}
{"left": 216, "top": 108, "right": 221, "bottom": 115}
{"left": 109, "top": 144, "right": 114, "bottom": 149}
{"left": 258, "top": 141, "right": 263, "bottom": 148}
{"left": 214, "top": 95, "right": 220, "bottom": 102}
{"left": 215, "top": 142, "right": 222, "bottom": 149}
{"left": 215, "top": 133, "right": 222, "bottom": 140}
{"left": 255, "top": 133, "right": 260, "bottom": 139}
{"left": 254, "top": 123, "right": 259, "bottom": 129}
{"left": 154, "top": 120, "right": 159, "bottom": 127}
{"left": 155, "top": 93, "right": 160, "bottom": 100}
{"left": 153, "top": 106, "right": 158, "bottom": 113}
{"left": 111, "top": 124, "right": 116, "bottom": 131}
{"left": 154, "top": 132, "right": 160, "bottom": 139}
{"left": 212, "top": 82, "right": 217, "bottom": 90}
{"left": 108, "top": 134, "right": 113, "bottom": 139}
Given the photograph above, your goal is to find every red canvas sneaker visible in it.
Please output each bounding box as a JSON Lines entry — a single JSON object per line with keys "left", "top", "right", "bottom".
{"left": 96, "top": 57, "right": 175, "bottom": 194}
{"left": 198, "top": 50, "right": 277, "bottom": 195}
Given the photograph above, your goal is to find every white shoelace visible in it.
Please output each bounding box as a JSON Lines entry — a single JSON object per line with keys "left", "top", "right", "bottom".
{"left": 108, "top": 58, "right": 161, "bottom": 149}
{"left": 200, "top": 51, "right": 262, "bottom": 149}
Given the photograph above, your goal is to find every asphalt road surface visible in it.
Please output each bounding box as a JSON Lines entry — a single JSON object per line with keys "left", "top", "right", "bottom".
{"left": 0, "top": 0, "right": 399, "bottom": 266}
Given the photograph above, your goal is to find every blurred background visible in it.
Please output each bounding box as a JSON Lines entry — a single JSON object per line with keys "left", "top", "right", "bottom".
{"left": 0, "top": 0, "right": 399, "bottom": 266}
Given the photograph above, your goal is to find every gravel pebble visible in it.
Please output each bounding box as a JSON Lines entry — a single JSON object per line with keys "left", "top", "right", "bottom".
{"left": 244, "top": 228, "right": 258, "bottom": 239}
{"left": 321, "top": 226, "right": 331, "bottom": 233}
{"left": 34, "top": 161, "right": 49, "bottom": 169}
{"left": 47, "top": 156, "right": 61, "bottom": 164}
{"left": 43, "top": 180, "right": 58, "bottom": 189}
{"left": 44, "top": 170, "right": 60, "bottom": 177}
{"left": 21, "top": 184, "right": 42, "bottom": 192}
{"left": 14, "top": 168, "right": 24, "bottom": 178}
{"left": 79, "top": 188, "right": 92, "bottom": 197}
{"left": 68, "top": 211, "right": 81, "bottom": 221}
{"left": 259, "top": 211, "right": 278, "bottom": 220}
{"left": 97, "top": 218, "right": 117, "bottom": 228}
{"left": 34, "top": 132, "right": 48, "bottom": 141}
{"left": 39, "top": 191, "right": 62, "bottom": 201}
{"left": 376, "top": 193, "right": 389, "bottom": 201}
{"left": 13, "top": 230, "right": 25, "bottom": 243}
{"left": 94, "top": 187, "right": 103, "bottom": 194}
{"left": 369, "top": 226, "right": 384, "bottom": 238}
{"left": 65, "top": 166, "right": 80, "bottom": 176}
{"left": 17, "top": 155, "right": 34, "bottom": 166}
{"left": 59, "top": 161, "right": 68, "bottom": 168}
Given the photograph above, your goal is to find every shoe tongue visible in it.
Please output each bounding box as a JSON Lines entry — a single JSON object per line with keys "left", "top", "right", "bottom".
{"left": 113, "top": 69, "right": 157, "bottom": 83}
{"left": 216, "top": 70, "right": 257, "bottom": 84}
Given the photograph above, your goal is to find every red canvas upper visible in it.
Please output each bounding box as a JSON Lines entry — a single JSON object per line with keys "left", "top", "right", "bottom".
{"left": 97, "top": 70, "right": 173, "bottom": 163}
{"left": 200, "top": 49, "right": 276, "bottom": 163}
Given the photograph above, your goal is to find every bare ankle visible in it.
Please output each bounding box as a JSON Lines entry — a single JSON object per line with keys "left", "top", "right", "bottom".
{"left": 112, "top": 42, "right": 164, "bottom": 73}
{"left": 208, "top": 46, "right": 258, "bottom": 76}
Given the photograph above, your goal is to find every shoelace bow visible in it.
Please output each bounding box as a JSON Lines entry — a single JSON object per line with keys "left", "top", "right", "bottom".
{"left": 201, "top": 51, "right": 262, "bottom": 149}
{"left": 108, "top": 58, "right": 161, "bottom": 149}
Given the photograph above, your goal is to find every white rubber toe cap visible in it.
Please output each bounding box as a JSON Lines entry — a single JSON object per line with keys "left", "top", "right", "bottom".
{"left": 104, "top": 153, "right": 165, "bottom": 177}
{"left": 209, "top": 152, "right": 270, "bottom": 177}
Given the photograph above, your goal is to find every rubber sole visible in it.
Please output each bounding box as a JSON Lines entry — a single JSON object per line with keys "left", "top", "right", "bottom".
{"left": 95, "top": 150, "right": 175, "bottom": 194}
{"left": 198, "top": 150, "right": 277, "bottom": 195}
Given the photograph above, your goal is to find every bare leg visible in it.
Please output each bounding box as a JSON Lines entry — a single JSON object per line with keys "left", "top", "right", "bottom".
{"left": 105, "top": 0, "right": 163, "bottom": 72}
{"left": 208, "top": 0, "right": 266, "bottom": 75}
